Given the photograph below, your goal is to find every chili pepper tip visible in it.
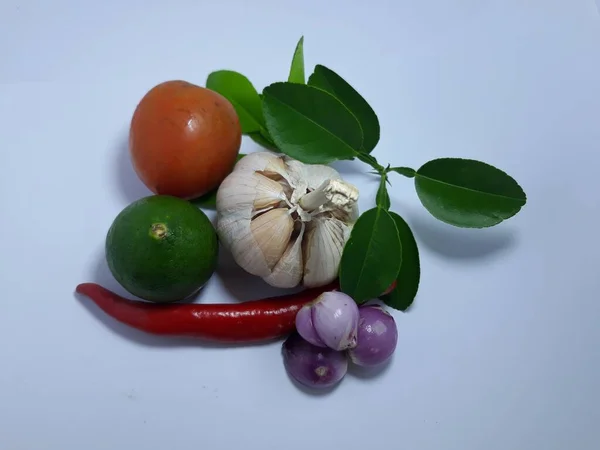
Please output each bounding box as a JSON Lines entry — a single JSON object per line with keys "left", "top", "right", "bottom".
{"left": 75, "top": 282, "right": 97, "bottom": 296}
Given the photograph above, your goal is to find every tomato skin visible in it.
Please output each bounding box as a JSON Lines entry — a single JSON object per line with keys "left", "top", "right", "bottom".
{"left": 129, "top": 80, "right": 242, "bottom": 199}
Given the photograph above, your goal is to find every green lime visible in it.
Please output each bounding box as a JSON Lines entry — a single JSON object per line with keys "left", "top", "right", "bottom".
{"left": 105, "top": 195, "right": 218, "bottom": 303}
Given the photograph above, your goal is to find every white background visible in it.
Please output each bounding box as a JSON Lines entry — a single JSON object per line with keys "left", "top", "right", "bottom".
{"left": 1, "top": 0, "right": 599, "bottom": 449}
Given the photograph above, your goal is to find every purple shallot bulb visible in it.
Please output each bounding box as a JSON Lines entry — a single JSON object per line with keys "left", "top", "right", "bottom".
{"left": 295, "top": 304, "right": 326, "bottom": 347}
{"left": 295, "top": 291, "right": 359, "bottom": 351}
{"left": 282, "top": 333, "right": 348, "bottom": 389}
{"left": 348, "top": 305, "right": 398, "bottom": 367}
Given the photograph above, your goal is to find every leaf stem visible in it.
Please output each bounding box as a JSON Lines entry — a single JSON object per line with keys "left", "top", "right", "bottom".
{"left": 389, "top": 166, "right": 416, "bottom": 178}
{"left": 376, "top": 173, "right": 391, "bottom": 210}
{"left": 355, "top": 152, "right": 385, "bottom": 174}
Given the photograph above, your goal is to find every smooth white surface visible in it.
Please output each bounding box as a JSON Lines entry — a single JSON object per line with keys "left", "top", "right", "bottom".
{"left": 1, "top": 0, "right": 599, "bottom": 449}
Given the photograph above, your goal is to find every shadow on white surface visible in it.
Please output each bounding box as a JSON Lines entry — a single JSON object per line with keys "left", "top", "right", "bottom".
{"left": 113, "top": 132, "right": 152, "bottom": 205}
{"left": 408, "top": 213, "right": 518, "bottom": 259}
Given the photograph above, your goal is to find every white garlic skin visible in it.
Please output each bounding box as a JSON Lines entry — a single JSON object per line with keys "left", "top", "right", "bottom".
{"left": 216, "top": 152, "right": 359, "bottom": 289}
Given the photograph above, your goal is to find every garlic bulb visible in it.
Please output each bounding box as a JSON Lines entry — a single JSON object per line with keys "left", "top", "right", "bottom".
{"left": 216, "top": 152, "right": 359, "bottom": 289}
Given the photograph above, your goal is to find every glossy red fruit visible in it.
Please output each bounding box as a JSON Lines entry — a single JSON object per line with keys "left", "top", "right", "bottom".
{"left": 129, "top": 80, "right": 242, "bottom": 199}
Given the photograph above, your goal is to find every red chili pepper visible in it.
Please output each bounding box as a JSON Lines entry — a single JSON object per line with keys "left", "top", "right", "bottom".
{"left": 75, "top": 282, "right": 339, "bottom": 343}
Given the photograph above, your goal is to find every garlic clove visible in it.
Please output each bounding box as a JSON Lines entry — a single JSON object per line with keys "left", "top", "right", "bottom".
{"left": 235, "top": 152, "right": 294, "bottom": 187}
{"left": 250, "top": 172, "right": 289, "bottom": 210}
{"left": 216, "top": 170, "right": 287, "bottom": 214}
{"left": 250, "top": 208, "right": 294, "bottom": 270}
{"left": 219, "top": 207, "right": 294, "bottom": 278}
{"left": 235, "top": 151, "right": 283, "bottom": 172}
{"left": 284, "top": 156, "right": 342, "bottom": 190}
{"left": 302, "top": 216, "right": 348, "bottom": 287}
{"left": 217, "top": 209, "right": 270, "bottom": 276}
{"left": 264, "top": 223, "right": 305, "bottom": 288}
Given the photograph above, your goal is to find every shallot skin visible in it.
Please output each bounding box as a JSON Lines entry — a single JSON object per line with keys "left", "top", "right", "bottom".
{"left": 282, "top": 333, "right": 348, "bottom": 389}
{"left": 348, "top": 305, "right": 398, "bottom": 367}
{"left": 295, "top": 291, "right": 359, "bottom": 351}
{"left": 295, "top": 304, "right": 327, "bottom": 347}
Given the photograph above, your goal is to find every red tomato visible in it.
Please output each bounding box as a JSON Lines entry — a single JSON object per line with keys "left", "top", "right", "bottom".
{"left": 129, "top": 80, "right": 241, "bottom": 199}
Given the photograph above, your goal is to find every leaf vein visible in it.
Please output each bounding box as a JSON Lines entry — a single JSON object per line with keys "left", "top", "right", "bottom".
{"left": 352, "top": 208, "right": 382, "bottom": 298}
{"left": 264, "top": 91, "right": 360, "bottom": 156}
{"left": 416, "top": 173, "right": 526, "bottom": 204}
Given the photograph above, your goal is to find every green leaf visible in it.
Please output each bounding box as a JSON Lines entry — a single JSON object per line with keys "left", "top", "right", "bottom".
{"left": 414, "top": 158, "right": 527, "bottom": 228}
{"left": 206, "top": 70, "right": 265, "bottom": 134}
{"left": 262, "top": 82, "right": 363, "bottom": 164}
{"left": 248, "top": 132, "right": 278, "bottom": 151}
{"left": 381, "top": 212, "right": 420, "bottom": 312}
{"left": 190, "top": 153, "right": 246, "bottom": 208}
{"left": 339, "top": 207, "right": 402, "bottom": 304}
{"left": 390, "top": 166, "right": 416, "bottom": 178}
{"left": 308, "top": 65, "right": 380, "bottom": 153}
{"left": 376, "top": 174, "right": 390, "bottom": 210}
{"left": 288, "top": 36, "right": 305, "bottom": 84}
